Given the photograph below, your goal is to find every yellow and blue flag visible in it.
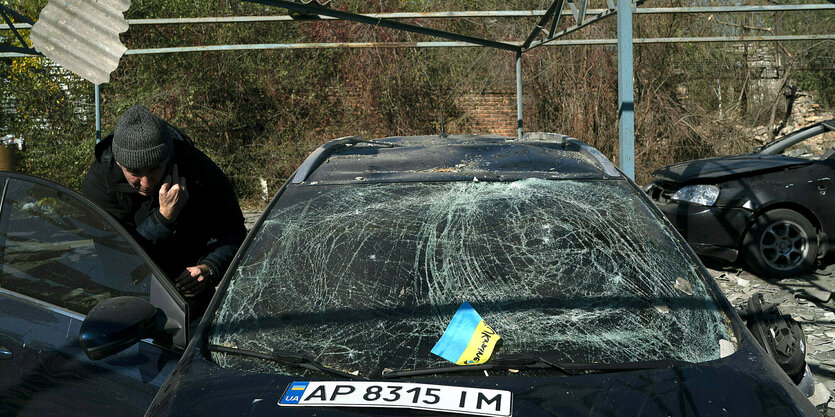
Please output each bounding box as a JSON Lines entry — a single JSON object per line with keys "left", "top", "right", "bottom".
{"left": 431, "top": 302, "right": 501, "bottom": 365}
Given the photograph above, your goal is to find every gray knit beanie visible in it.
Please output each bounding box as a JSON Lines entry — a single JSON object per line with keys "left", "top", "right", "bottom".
{"left": 112, "top": 105, "right": 172, "bottom": 170}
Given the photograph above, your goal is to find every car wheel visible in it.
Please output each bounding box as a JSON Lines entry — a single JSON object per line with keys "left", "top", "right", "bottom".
{"left": 743, "top": 209, "right": 818, "bottom": 278}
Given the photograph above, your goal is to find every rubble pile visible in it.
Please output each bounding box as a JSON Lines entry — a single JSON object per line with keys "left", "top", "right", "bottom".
{"left": 752, "top": 92, "right": 835, "bottom": 151}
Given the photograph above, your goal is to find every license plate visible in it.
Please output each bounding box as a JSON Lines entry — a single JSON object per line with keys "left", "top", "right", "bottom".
{"left": 279, "top": 381, "right": 512, "bottom": 416}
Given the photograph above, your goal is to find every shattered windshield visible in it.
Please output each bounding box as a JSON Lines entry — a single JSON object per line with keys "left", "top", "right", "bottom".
{"left": 209, "top": 178, "right": 733, "bottom": 377}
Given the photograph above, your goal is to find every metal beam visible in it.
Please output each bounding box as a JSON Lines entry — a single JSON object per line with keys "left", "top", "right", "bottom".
{"left": 516, "top": 51, "right": 523, "bottom": 139}
{"left": 543, "top": 34, "right": 835, "bottom": 46}
{"left": 617, "top": 0, "right": 635, "bottom": 180}
{"left": 9, "top": 2, "right": 835, "bottom": 28}
{"left": 576, "top": 0, "right": 588, "bottom": 25}
{"left": 526, "top": 7, "right": 616, "bottom": 51}
{"left": 3, "top": 12, "right": 554, "bottom": 29}
{"left": 633, "top": 5, "right": 835, "bottom": 14}
{"left": 0, "top": 4, "right": 34, "bottom": 24}
{"left": 548, "top": 2, "right": 565, "bottom": 37}
{"left": 2, "top": 35, "right": 832, "bottom": 58}
{"left": 0, "top": 5, "right": 38, "bottom": 56}
{"left": 128, "top": 11, "right": 551, "bottom": 23}
{"left": 244, "top": 0, "right": 520, "bottom": 52}
{"left": 95, "top": 84, "right": 101, "bottom": 143}
{"left": 2, "top": 4, "right": 833, "bottom": 30}
{"left": 567, "top": 0, "right": 579, "bottom": 22}
{"left": 522, "top": 0, "right": 565, "bottom": 49}
{"left": 0, "top": 45, "right": 42, "bottom": 55}
{"left": 120, "top": 42, "right": 492, "bottom": 54}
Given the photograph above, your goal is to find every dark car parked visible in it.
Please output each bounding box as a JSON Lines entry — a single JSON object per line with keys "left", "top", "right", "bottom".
{"left": 645, "top": 120, "right": 835, "bottom": 278}
{"left": 0, "top": 173, "right": 188, "bottom": 416}
{"left": 74, "top": 134, "right": 821, "bottom": 416}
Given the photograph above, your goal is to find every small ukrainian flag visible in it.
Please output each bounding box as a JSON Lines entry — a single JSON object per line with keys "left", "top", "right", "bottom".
{"left": 289, "top": 382, "right": 308, "bottom": 391}
{"left": 431, "top": 302, "right": 501, "bottom": 365}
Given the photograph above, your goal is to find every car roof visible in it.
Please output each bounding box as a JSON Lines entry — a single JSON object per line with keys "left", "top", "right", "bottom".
{"left": 292, "top": 133, "right": 622, "bottom": 184}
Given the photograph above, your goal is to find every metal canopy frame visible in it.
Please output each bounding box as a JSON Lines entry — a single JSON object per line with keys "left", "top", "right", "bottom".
{"left": 241, "top": 0, "right": 636, "bottom": 174}
{"left": 248, "top": 0, "right": 520, "bottom": 51}
{"left": 3, "top": 2, "right": 834, "bottom": 178}
{"left": 0, "top": 4, "right": 39, "bottom": 56}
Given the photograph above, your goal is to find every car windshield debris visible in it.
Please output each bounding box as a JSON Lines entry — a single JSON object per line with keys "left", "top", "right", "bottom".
{"left": 209, "top": 178, "right": 734, "bottom": 378}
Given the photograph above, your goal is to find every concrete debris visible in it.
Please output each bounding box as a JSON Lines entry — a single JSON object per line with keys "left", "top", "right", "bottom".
{"left": 674, "top": 277, "right": 694, "bottom": 296}
{"left": 719, "top": 339, "right": 735, "bottom": 358}
{"left": 810, "top": 382, "right": 831, "bottom": 407}
{"left": 709, "top": 261, "right": 835, "bottom": 397}
{"left": 796, "top": 287, "right": 833, "bottom": 304}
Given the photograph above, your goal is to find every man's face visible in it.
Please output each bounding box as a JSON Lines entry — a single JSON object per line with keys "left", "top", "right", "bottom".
{"left": 118, "top": 160, "right": 169, "bottom": 196}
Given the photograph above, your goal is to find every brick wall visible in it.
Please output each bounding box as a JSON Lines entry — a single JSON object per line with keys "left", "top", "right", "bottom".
{"left": 335, "top": 88, "right": 525, "bottom": 137}
{"left": 451, "top": 91, "right": 520, "bottom": 137}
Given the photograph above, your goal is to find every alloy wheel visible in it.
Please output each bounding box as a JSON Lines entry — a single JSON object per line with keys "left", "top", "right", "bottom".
{"left": 759, "top": 220, "right": 809, "bottom": 271}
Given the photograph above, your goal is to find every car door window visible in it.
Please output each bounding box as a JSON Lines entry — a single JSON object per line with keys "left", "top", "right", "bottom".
{"left": 0, "top": 177, "right": 153, "bottom": 314}
{"left": 783, "top": 131, "right": 835, "bottom": 159}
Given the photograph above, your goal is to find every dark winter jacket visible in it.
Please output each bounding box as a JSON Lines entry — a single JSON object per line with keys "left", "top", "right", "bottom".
{"left": 82, "top": 126, "right": 246, "bottom": 289}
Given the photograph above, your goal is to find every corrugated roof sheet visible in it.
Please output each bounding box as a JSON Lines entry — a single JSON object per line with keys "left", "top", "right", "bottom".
{"left": 30, "top": 0, "right": 131, "bottom": 85}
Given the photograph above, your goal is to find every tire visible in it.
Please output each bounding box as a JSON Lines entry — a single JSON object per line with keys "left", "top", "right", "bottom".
{"left": 743, "top": 209, "right": 818, "bottom": 278}
{"left": 743, "top": 293, "right": 808, "bottom": 384}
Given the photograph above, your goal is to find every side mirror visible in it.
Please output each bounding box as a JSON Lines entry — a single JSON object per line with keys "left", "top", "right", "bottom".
{"left": 79, "top": 296, "right": 159, "bottom": 360}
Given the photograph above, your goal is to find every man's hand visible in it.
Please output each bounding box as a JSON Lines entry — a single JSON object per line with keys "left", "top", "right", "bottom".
{"left": 174, "top": 265, "right": 213, "bottom": 297}
{"left": 159, "top": 164, "right": 188, "bottom": 222}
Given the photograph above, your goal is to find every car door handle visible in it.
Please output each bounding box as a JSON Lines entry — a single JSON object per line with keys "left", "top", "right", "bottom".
{"left": 0, "top": 346, "right": 12, "bottom": 360}
{"left": 817, "top": 177, "right": 830, "bottom": 194}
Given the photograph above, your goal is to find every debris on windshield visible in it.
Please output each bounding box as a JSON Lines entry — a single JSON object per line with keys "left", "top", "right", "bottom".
{"left": 431, "top": 302, "right": 501, "bottom": 366}
{"left": 719, "top": 339, "right": 735, "bottom": 358}
{"left": 674, "top": 277, "right": 694, "bottom": 296}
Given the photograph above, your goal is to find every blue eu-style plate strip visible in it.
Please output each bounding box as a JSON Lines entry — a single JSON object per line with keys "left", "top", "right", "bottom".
{"left": 281, "top": 381, "right": 309, "bottom": 404}
{"left": 431, "top": 301, "right": 483, "bottom": 363}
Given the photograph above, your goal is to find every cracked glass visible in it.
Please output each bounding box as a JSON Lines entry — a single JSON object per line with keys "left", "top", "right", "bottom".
{"left": 209, "top": 178, "right": 733, "bottom": 377}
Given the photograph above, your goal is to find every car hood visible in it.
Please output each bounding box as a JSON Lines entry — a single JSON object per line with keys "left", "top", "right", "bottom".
{"left": 652, "top": 154, "right": 812, "bottom": 184}
{"left": 147, "top": 343, "right": 819, "bottom": 417}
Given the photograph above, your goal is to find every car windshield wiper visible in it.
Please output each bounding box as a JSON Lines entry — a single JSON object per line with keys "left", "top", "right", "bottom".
{"left": 207, "top": 344, "right": 367, "bottom": 380}
{"left": 381, "top": 356, "right": 689, "bottom": 379}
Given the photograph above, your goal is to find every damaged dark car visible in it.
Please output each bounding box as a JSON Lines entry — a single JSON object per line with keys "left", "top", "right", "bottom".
{"left": 79, "top": 134, "right": 821, "bottom": 416}
{"left": 645, "top": 119, "right": 835, "bottom": 278}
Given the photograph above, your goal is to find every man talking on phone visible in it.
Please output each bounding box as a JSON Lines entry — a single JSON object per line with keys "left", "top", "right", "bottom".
{"left": 83, "top": 105, "right": 246, "bottom": 315}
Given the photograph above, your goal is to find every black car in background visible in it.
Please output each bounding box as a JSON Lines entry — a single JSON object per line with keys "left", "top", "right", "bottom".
{"left": 645, "top": 120, "right": 835, "bottom": 278}
{"left": 78, "top": 134, "right": 820, "bottom": 416}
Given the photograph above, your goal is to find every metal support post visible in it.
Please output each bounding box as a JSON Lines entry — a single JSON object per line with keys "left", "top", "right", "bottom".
{"left": 95, "top": 84, "right": 101, "bottom": 143}
{"left": 516, "top": 51, "right": 523, "bottom": 140}
{"left": 616, "top": 0, "right": 635, "bottom": 179}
